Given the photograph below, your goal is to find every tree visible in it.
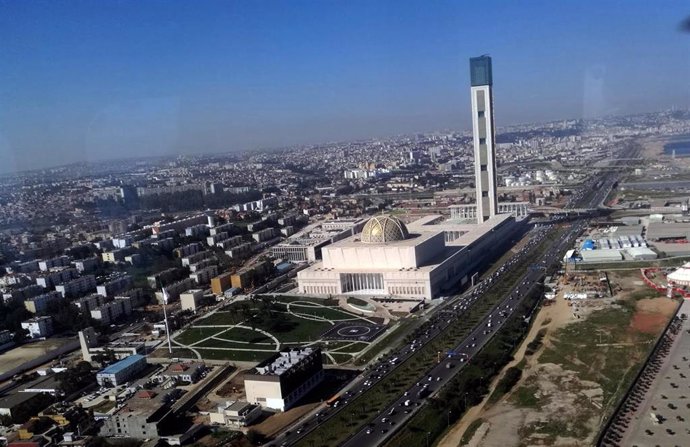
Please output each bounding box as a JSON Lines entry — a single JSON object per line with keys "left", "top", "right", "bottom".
{"left": 245, "top": 428, "right": 266, "bottom": 445}
{"left": 0, "top": 414, "right": 12, "bottom": 427}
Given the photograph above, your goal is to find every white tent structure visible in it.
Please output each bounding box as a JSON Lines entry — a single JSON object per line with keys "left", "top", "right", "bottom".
{"left": 668, "top": 262, "right": 690, "bottom": 286}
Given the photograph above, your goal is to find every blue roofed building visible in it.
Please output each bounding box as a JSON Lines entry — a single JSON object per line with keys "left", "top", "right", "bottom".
{"left": 96, "top": 354, "right": 148, "bottom": 387}
{"left": 581, "top": 239, "right": 596, "bottom": 251}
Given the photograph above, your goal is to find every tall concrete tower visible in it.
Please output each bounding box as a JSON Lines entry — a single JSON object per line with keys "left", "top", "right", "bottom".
{"left": 470, "top": 55, "right": 498, "bottom": 223}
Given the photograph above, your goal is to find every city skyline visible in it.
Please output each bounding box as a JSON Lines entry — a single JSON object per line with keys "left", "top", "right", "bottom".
{"left": 1, "top": 0, "right": 690, "bottom": 173}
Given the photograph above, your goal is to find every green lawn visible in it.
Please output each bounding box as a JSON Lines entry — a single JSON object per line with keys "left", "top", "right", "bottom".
{"left": 194, "top": 310, "right": 242, "bottom": 326}
{"left": 328, "top": 353, "right": 355, "bottom": 364}
{"left": 213, "top": 326, "right": 274, "bottom": 343}
{"left": 284, "top": 304, "right": 362, "bottom": 321}
{"left": 175, "top": 327, "right": 229, "bottom": 345}
{"left": 249, "top": 312, "right": 332, "bottom": 343}
{"left": 197, "top": 337, "right": 275, "bottom": 350}
{"left": 326, "top": 341, "right": 370, "bottom": 353}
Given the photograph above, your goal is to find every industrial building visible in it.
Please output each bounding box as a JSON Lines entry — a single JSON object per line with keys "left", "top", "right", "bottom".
{"left": 0, "top": 392, "right": 53, "bottom": 423}
{"left": 244, "top": 347, "right": 324, "bottom": 411}
{"left": 625, "top": 247, "right": 658, "bottom": 260}
{"left": 96, "top": 354, "right": 148, "bottom": 387}
{"left": 647, "top": 222, "right": 690, "bottom": 241}
{"left": 579, "top": 249, "right": 623, "bottom": 263}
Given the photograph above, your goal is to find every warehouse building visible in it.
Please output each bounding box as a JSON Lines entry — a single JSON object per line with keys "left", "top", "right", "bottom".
{"left": 579, "top": 249, "right": 623, "bottom": 263}
{"left": 625, "top": 247, "right": 658, "bottom": 260}
{"left": 647, "top": 222, "right": 690, "bottom": 242}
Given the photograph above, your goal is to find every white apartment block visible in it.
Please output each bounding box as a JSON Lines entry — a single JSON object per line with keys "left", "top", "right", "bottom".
{"left": 24, "top": 291, "right": 63, "bottom": 314}
{"left": 21, "top": 316, "right": 54, "bottom": 338}
{"left": 90, "top": 297, "right": 133, "bottom": 325}
{"left": 96, "top": 275, "right": 133, "bottom": 297}
{"left": 189, "top": 265, "right": 219, "bottom": 286}
{"left": 55, "top": 275, "right": 97, "bottom": 298}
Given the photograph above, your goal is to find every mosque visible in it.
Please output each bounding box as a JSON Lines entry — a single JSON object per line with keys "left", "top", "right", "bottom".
{"left": 296, "top": 56, "right": 526, "bottom": 301}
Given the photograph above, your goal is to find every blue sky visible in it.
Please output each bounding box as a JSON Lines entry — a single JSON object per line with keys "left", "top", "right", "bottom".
{"left": 0, "top": 0, "right": 689, "bottom": 172}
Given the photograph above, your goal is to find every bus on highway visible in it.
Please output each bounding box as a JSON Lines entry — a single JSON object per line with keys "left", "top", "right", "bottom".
{"left": 326, "top": 394, "right": 341, "bottom": 407}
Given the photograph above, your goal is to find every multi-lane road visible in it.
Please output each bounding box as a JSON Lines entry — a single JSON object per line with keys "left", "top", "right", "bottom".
{"left": 342, "top": 221, "right": 584, "bottom": 447}
{"left": 268, "top": 225, "right": 560, "bottom": 447}
{"left": 270, "top": 172, "right": 618, "bottom": 447}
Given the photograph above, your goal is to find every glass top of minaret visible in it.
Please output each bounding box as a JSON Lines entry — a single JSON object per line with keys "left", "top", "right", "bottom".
{"left": 470, "top": 55, "right": 493, "bottom": 86}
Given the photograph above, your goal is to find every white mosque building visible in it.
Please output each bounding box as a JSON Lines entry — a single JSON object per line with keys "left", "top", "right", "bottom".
{"left": 296, "top": 212, "right": 518, "bottom": 301}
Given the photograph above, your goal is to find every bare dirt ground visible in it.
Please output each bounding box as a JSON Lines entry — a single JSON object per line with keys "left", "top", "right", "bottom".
{"left": 640, "top": 136, "right": 665, "bottom": 159}
{"left": 252, "top": 402, "right": 320, "bottom": 437}
{"left": 631, "top": 298, "right": 677, "bottom": 334}
{"left": 438, "top": 281, "right": 578, "bottom": 447}
{"left": 438, "top": 271, "right": 676, "bottom": 447}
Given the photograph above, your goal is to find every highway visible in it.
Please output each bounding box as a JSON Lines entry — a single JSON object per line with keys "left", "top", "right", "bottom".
{"left": 341, "top": 221, "right": 583, "bottom": 447}
{"left": 269, "top": 171, "right": 617, "bottom": 447}
{"left": 268, "top": 225, "right": 557, "bottom": 447}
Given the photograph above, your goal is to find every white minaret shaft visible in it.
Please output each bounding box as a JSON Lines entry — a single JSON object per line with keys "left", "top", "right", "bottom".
{"left": 162, "top": 287, "right": 173, "bottom": 354}
{"left": 470, "top": 55, "right": 498, "bottom": 224}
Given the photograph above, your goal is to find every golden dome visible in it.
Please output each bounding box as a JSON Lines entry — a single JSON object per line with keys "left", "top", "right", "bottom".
{"left": 361, "top": 215, "right": 409, "bottom": 244}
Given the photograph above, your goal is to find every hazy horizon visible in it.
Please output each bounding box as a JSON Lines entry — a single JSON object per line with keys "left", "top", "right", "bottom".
{"left": 1, "top": 0, "right": 689, "bottom": 174}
